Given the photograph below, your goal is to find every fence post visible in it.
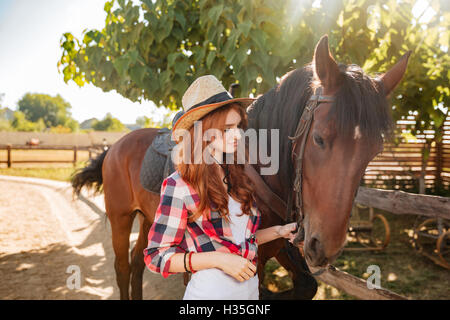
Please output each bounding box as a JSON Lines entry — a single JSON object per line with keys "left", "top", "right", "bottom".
{"left": 73, "top": 146, "right": 77, "bottom": 167}
{"left": 7, "top": 144, "right": 11, "bottom": 168}
{"left": 435, "top": 141, "right": 443, "bottom": 194}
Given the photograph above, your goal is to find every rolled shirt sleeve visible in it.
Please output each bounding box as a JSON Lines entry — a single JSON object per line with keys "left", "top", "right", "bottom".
{"left": 143, "top": 176, "right": 188, "bottom": 278}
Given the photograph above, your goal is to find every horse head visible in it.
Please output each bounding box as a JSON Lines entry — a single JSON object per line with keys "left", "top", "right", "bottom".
{"left": 297, "top": 35, "right": 410, "bottom": 267}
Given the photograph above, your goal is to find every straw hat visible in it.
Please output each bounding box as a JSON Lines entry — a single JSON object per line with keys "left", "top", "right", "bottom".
{"left": 171, "top": 75, "right": 255, "bottom": 143}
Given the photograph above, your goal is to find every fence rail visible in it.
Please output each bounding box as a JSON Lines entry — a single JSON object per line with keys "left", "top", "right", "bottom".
{"left": 317, "top": 186, "right": 450, "bottom": 300}
{"left": 0, "top": 144, "right": 106, "bottom": 167}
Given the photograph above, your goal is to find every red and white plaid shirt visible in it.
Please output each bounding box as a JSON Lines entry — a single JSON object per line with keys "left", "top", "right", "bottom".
{"left": 143, "top": 170, "right": 261, "bottom": 278}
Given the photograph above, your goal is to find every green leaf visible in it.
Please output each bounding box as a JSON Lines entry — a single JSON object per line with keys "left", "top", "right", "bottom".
{"left": 113, "top": 55, "right": 131, "bottom": 78}
{"left": 206, "top": 51, "right": 216, "bottom": 69}
{"left": 168, "top": 52, "right": 181, "bottom": 67}
{"left": 104, "top": 1, "right": 114, "bottom": 13}
{"left": 208, "top": 4, "right": 223, "bottom": 25}
{"left": 238, "top": 21, "right": 252, "bottom": 38}
{"left": 129, "top": 64, "right": 146, "bottom": 86}
{"left": 174, "top": 59, "right": 189, "bottom": 77}
{"left": 252, "top": 29, "right": 266, "bottom": 50}
{"left": 159, "top": 69, "right": 172, "bottom": 88}
{"left": 211, "top": 58, "right": 226, "bottom": 80}
{"left": 175, "top": 10, "right": 186, "bottom": 30}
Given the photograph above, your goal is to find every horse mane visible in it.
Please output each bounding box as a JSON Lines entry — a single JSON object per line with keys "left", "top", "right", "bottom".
{"left": 247, "top": 62, "right": 394, "bottom": 191}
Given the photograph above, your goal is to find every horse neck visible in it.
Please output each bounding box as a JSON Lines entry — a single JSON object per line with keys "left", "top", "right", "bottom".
{"left": 247, "top": 90, "right": 306, "bottom": 202}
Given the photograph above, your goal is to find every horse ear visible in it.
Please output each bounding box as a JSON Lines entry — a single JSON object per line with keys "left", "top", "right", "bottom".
{"left": 379, "top": 51, "right": 411, "bottom": 96}
{"left": 312, "top": 34, "right": 342, "bottom": 91}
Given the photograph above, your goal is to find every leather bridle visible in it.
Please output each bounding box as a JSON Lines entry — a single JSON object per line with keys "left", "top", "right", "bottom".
{"left": 285, "top": 86, "right": 335, "bottom": 246}
{"left": 243, "top": 86, "right": 335, "bottom": 277}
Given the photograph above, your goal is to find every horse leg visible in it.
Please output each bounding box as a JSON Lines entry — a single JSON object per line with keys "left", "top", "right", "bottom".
{"left": 109, "top": 211, "right": 134, "bottom": 300}
{"left": 130, "top": 212, "right": 151, "bottom": 300}
{"left": 275, "top": 243, "right": 318, "bottom": 300}
{"left": 257, "top": 239, "right": 290, "bottom": 300}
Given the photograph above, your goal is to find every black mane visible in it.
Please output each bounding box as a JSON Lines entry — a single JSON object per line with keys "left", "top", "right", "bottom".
{"left": 246, "top": 62, "right": 394, "bottom": 193}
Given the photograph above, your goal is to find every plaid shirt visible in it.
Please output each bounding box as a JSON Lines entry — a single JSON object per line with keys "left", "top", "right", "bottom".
{"left": 143, "top": 170, "right": 261, "bottom": 278}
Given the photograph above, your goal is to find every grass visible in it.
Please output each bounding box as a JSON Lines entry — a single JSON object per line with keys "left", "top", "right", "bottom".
{"left": 263, "top": 210, "right": 450, "bottom": 299}
{"left": 0, "top": 149, "right": 90, "bottom": 181}
{"left": 1, "top": 165, "right": 448, "bottom": 299}
{"left": 0, "top": 167, "right": 78, "bottom": 181}
{"left": 0, "top": 149, "right": 90, "bottom": 163}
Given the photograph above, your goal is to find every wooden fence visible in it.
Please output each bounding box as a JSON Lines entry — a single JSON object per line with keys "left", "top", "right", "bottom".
{"left": 312, "top": 187, "right": 450, "bottom": 300}
{"left": 0, "top": 144, "right": 106, "bottom": 168}
{"left": 363, "top": 115, "right": 450, "bottom": 194}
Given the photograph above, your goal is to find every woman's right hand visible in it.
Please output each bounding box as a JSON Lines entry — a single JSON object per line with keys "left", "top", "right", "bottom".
{"left": 216, "top": 252, "right": 257, "bottom": 282}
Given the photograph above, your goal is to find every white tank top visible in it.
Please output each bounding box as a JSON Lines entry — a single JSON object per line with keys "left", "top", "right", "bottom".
{"left": 183, "top": 195, "right": 259, "bottom": 300}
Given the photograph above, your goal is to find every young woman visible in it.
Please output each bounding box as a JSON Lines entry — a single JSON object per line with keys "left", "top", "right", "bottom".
{"left": 143, "top": 75, "right": 297, "bottom": 300}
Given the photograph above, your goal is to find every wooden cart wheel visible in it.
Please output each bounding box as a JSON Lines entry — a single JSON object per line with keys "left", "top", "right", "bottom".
{"left": 351, "top": 213, "right": 390, "bottom": 250}
{"left": 370, "top": 214, "right": 390, "bottom": 250}
{"left": 436, "top": 230, "right": 450, "bottom": 269}
{"left": 413, "top": 218, "right": 441, "bottom": 253}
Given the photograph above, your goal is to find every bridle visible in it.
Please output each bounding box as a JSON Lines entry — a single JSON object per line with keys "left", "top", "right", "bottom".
{"left": 243, "top": 86, "right": 335, "bottom": 277}
{"left": 284, "top": 86, "right": 334, "bottom": 276}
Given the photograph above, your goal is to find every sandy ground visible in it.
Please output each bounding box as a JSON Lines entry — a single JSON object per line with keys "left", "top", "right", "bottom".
{"left": 0, "top": 176, "right": 185, "bottom": 300}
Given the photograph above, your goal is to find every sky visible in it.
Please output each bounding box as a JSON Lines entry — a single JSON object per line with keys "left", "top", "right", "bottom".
{"left": 0, "top": 0, "right": 167, "bottom": 125}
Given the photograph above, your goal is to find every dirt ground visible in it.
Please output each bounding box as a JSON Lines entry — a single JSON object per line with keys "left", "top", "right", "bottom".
{"left": 0, "top": 177, "right": 186, "bottom": 300}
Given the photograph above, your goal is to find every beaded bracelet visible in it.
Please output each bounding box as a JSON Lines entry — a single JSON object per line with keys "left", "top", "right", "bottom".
{"left": 188, "top": 251, "right": 196, "bottom": 273}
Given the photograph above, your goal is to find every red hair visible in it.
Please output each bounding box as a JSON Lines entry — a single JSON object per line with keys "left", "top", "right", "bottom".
{"left": 176, "top": 103, "right": 256, "bottom": 223}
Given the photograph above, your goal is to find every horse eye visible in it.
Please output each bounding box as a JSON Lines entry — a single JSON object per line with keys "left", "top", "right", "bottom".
{"left": 313, "top": 134, "right": 324, "bottom": 147}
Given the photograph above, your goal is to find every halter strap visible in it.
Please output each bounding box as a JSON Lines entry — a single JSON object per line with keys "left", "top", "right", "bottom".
{"left": 287, "top": 87, "right": 334, "bottom": 244}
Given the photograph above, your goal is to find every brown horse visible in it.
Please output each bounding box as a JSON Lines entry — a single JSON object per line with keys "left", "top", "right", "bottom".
{"left": 72, "top": 35, "right": 409, "bottom": 299}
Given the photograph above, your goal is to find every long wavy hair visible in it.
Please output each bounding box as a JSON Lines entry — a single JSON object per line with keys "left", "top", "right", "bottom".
{"left": 176, "top": 103, "right": 256, "bottom": 223}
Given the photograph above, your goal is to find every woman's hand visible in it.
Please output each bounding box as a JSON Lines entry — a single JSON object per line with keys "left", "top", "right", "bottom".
{"left": 216, "top": 253, "right": 257, "bottom": 282}
{"left": 277, "top": 222, "right": 298, "bottom": 243}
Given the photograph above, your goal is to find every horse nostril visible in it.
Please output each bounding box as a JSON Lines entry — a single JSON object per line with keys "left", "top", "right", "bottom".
{"left": 309, "top": 237, "right": 320, "bottom": 255}
{"left": 307, "top": 236, "right": 328, "bottom": 266}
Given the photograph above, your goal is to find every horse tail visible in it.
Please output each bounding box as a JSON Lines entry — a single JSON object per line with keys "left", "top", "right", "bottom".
{"left": 71, "top": 149, "right": 108, "bottom": 197}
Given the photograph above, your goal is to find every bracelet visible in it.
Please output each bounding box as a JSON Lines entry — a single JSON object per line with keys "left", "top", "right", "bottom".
{"left": 188, "top": 251, "right": 196, "bottom": 273}
{"left": 184, "top": 251, "right": 191, "bottom": 273}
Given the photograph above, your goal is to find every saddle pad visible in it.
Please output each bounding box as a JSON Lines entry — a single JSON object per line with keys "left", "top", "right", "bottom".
{"left": 151, "top": 127, "right": 173, "bottom": 156}
{"left": 139, "top": 129, "right": 177, "bottom": 194}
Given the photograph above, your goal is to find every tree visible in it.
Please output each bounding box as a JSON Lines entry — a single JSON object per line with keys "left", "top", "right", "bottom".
{"left": 59, "top": 0, "right": 449, "bottom": 194}
{"left": 0, "top": 93, "right": 12, "bottom": 131}
{"left": 59, "top": 0, "right": 448, "bottom": 113}
{"left": 325, "top": 0, "right": 449, "bottom": 194}
{"left": 136, "top": 115, "right": 160, "bottom": 128}
{"left": 136, "top": 109, "right": 178, "bottom": 128}
{"left": 17, "top": 93, "right": 78, "bottom": 130}
{"left": 11, "top": 111, "right": 46, "bottom": 132}
{"left": 59, "top": 0, "right": 344, "bottom": 108}
{"left": 92, "top": 113, "right": 127, "bottom": 131}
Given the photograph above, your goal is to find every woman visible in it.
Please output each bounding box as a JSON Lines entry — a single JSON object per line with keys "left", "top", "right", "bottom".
{"left": 143, "top": 75, "right": 297, "bottom": 300}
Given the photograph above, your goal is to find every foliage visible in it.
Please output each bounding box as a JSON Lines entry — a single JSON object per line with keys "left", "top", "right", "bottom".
{"left": 0, "top": 118, "right": 12, "bottom": 131}
{"left": 0, "top": 93, "right": 11, "bottom": 131}
{"left": 136, "top": 108, "right": 178, "bottom": 128}
{"left": 17, "top": 93, "right": 79, "bottom": 131}
{"left": 136, "top": 115, "right": 160, "bottom": 128}
{"left": 58, "top": 0, "right": 448, "bottom": 140}
{"left": 49, "top": 124, "right": 77, "bottom": 133}
{"left": 58, "top": 0, "right": 342, "bottom": 108}
{"left": 91, "top": 112, "right": 127, "bottom": 131}
{"left": 11, "top": 111, "right": 46, "bottom": 132}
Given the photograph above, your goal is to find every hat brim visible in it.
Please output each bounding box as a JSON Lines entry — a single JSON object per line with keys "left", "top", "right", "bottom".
{"left": 171, "top": 97, "right": 255, "bottom": 143}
